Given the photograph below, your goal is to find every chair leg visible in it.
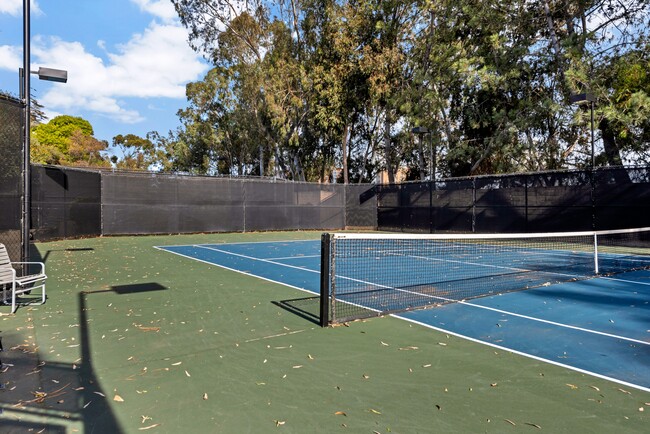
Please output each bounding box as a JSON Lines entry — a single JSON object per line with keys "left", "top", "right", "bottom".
{"left": 11, "top": 282, "right": 16, "bottom": 314}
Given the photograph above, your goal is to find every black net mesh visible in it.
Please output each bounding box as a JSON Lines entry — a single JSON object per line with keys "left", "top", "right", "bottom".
{"left": 344, "top": 184, "right": 377, "bottom": 229}
{"left": 31, "top": 166, "right": 102, "bottom": 240}
{"left": 377, "top": 168, "right": 650, "bottom": 234}
{"left": 432, "top": 179, "right": 474, "bottom": 232}
{"left": 102, "top": 173, "right": 247, "bottom": 234}
{"left": 322, "top": 229, "right": 650, "bottom": 324}
{"left": 0, "top": 98, "right": 24, "bottom": 262}
{"left": 28, "top": 165, "right": 650, "bottom": 239}
{"left": 98, "top": 172, "right": 358, "bottom": 235}
{"left": 594, "top": 167, "right": 650, "bottom": 230}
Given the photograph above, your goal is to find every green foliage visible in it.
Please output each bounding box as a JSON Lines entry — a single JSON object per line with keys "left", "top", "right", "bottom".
{"left": 31, "top": 115, "right": 110, "bottom": 167}
{"left": 169, "top": 0, "right": 650, "bottom": 182}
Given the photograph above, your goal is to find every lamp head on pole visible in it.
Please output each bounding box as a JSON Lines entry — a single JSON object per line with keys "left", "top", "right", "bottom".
{"left": 411, "top": 126, "right": 430, "bottom": 134}
{"left": 33, "top": 67, "right": 68, "bottom": 83}
{"left": 569, "top": 93, "right": 596, "bottom": 104}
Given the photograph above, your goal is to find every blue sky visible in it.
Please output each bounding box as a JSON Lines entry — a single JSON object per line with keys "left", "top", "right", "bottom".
{"left": 0, "top": 0, "right": 208, "bottom": 145}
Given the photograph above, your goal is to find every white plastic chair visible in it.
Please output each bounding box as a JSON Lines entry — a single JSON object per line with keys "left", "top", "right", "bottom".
{"left": 0, "top": 243, "right": 46, "bottom": 313}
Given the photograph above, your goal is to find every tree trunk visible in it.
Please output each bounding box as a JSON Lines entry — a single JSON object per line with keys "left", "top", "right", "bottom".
{"left": 384, "top": 111, "right": 395, "bottom": 184}
{"left": 599, "top": 118, "right": 623, "bottom": 166}
{"left": 599, "top": 118, "right": 631, "bottom": 183}
{"left": 341, "top": 122, "right": 350, "bottom": 184}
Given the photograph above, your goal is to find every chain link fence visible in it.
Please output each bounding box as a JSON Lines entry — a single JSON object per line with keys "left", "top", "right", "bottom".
{"left": 0, "top": 97, "right": 24, "bottom": 262}
{"left": 377, "top": 167, "right": 650, "bottom": 233}
{"left": 30, "top": 166, "right": 378, "bottom": 240}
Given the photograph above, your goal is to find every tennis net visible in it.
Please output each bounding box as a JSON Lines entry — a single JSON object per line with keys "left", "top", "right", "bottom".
{"left": 319, "top": 227, "right": 650, "bottom": 325}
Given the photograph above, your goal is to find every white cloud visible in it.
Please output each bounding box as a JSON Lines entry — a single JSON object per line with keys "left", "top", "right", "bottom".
{"left": 0, "top": 44, "right": 21, "bottom": 70}
{"left": 129, "top": 0, "right": 178, "bottom": 23}
{"left": 28, "top": 21, "right": 206, "bottom": 124}
{"left": 0, "top": 0, "right": 41, "bottom": 16}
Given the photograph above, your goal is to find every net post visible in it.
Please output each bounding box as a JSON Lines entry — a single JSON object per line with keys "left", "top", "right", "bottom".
{"left": 593, "top": 233, "right": 599, "bottom": 275}
{"left": 319, "top": 233, "right": 331, "bottom": 327}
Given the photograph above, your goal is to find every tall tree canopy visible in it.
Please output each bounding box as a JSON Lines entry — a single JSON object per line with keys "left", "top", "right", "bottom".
{"left": 31, "top": 115, "right": 110, "bottom": 168}
{"left": 166, "top": 0, "right": 650, "bottom": 181}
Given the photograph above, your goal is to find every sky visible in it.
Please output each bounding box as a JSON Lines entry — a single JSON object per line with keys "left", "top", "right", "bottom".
{"left": 0, "top": 0, "right": 209, "bottom": 145}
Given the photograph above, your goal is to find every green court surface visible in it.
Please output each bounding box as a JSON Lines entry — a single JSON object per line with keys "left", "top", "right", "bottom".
{"left": 0, "top": 232, "right": 648, "bottom": 433}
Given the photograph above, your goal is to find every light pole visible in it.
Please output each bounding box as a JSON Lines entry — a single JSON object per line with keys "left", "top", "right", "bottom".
{"left": 21, "top": 0, "right": 68, "bottom": 262}
{"left": 412, "top": 126, "right": 435, "bottom": 181}
{"left": 569, "top": 93, "right": 596, "bottom": 168}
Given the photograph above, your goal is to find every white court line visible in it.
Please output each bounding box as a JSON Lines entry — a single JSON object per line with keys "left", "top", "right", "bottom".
{"left": 334, "top": 268, "right": 650, "bottom": 346}
{"left": 394, "top": 315, "right": 650, "bottom": 393}
{"left": 267, "top": 255, "right": 320, "bottom": 261}
{"left": 601, "top": 275, "right": 650, "bottom": 286}
{"left": 456, "top": 298, "right": 649, "bottom": 345}
{"left": 187, "top": 245, "right": 649, "bottom": 346}
{"left": 155, "top": 239, "right": 317, "bottom": 249}
{"left": 154, "top": 243, "right": 650, "bottom": 391}
{"left": 195, "top": 245, "right": 321, "bottom": 274}
{"left": 153, "top": 245, "right": 318, "bottom": 296}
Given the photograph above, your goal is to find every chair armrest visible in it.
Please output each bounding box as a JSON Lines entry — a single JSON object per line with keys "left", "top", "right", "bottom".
{"left": 11, "top": 261, "right": 45, "bottom": 274}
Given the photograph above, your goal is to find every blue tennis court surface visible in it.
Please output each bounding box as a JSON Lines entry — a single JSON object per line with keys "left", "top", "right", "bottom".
{"left": 156, "top": 239, "right": 650, "bottom": 392}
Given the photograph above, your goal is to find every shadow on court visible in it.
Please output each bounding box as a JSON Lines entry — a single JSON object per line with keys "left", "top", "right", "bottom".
{"left": 272, "top": 296, "right": 321, "bottom": 325}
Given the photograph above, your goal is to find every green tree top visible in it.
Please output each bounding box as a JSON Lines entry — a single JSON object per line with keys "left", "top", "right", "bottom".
{"left": 31, "top": 115, "right": 109, "bottom": 167}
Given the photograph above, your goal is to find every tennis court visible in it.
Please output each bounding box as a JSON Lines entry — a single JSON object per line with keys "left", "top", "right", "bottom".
{"left": 157, "top": 232, "right": 650, "bottom": 392}
{"left": 1, "top": 232, "right": 649, "bottom": 433}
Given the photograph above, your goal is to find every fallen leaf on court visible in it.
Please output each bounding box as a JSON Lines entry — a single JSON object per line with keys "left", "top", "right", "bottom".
{"left": 525, "top": 422, "right": 542, "bottom": 429}
{"left": 139, "top": 424, "right": 160, "bottom": 430}
{"left": 380, "top": 341, "right": 389, "bottom": 346}
{"left": 171, "top": 362, "right": 182, "bottom": 366}
{"left": 93, "top": 391, "right": 106, "bottom": 397}
{"left": 369, "top": 409, "right": 381, "bottom": 415}
{"left": 438, "top": 342, "right": 447, "bottom": 346}
{"left": 141, "top": 416, "right": 152, "bottom": 424}
{"left": 203, "top": 393, "right": 208, "bottom": 400}
{"left": 422, "top": 364, "right": 432, "bottom": 368}
{"left": 274, "top": 420, "right": 285, "bottom": 427}
{"left": 292, "top": 365, "right": 303, "bottom": 369}
{"left": 435, "top": 405, "right": 441, "bottom": 410}
{"left": 308, "top": 354, "right": 314, "bottom": 360}
{"left": 136, "top": 326, "right": 160, "bottom": 332}
{"left": 588, "top": 386, "right": 600, "bottom": 391}
{"left": 490, "top": 383, "right": 498, "bottom": 387}
{"left": 639, "top": 407, "right": 644, "bottom": 412}
{"left": 113, "top": 394, "right": 124, "bottom": 402}
{"left": 399, "top": 346, "right": 418, "bottom": 351}
{"left": 504, "top": 419, "right": 516, "bottom": 426}
{"left": 617, "top": 388, "right": 631, "bottom": 394}
{"left": 185, "top": 370, "right": 191, "bottom": 377}
{"left": 565, "top": 384, "right": 578, "bottom": 390}
{"left": 334, "top": 411, "right": 347, "bottom": 416}
{"left": 362, "top": 374, "right": 369, "bottom": 379}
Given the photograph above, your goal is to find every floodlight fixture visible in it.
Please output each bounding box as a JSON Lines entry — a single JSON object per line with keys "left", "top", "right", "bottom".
{"left": 34, "top": 67, "right": 68, "bottom": 83}
{"left": 569, "top": 93, "right": 596, "bottom": 104}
